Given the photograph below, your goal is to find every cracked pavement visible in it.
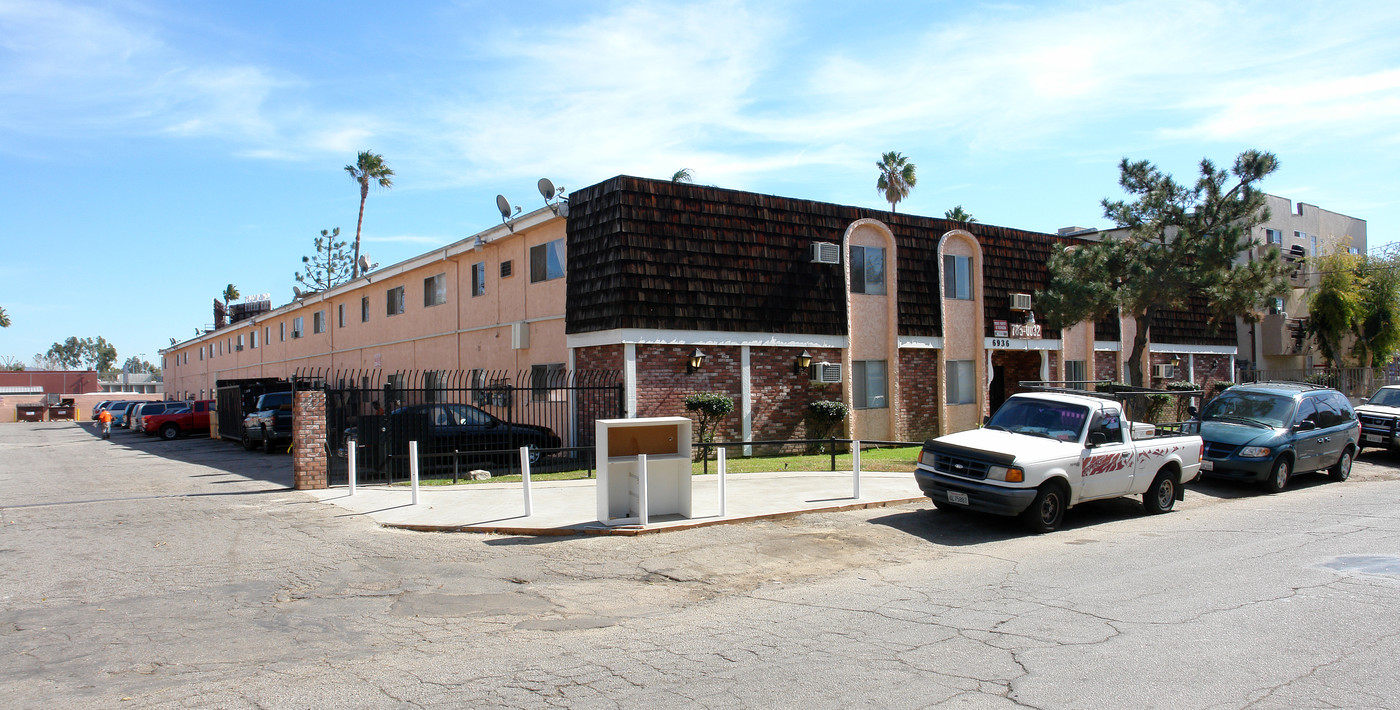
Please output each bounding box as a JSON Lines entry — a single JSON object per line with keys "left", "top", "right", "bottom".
{"left": 3, "top": 422, "right": 1400, "bottom": 708}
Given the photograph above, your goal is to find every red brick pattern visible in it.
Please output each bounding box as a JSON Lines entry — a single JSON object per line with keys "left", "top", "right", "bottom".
{"left": 1095, "top": 351, "right": 1119, "bottom": 382}
{"left": 898, "top": 350, "right": 939, "bottom": 440}
{"left": 748, "top": 347, "right": 845, "bottom": 441}
{"left": 293, "top": 390, "right": 328, "bottom": 490}
{"left": 637, "top": 344, "right": 743, "bottom": 439}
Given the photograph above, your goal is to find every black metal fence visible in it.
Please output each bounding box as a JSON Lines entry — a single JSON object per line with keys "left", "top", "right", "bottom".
{"left": 297, "top": 368, "right": 623, "bottom": 485}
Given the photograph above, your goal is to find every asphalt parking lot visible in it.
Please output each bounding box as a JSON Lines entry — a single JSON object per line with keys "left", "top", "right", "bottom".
{"left": 5, "top": 421, "right": 1400, "bottom": 709}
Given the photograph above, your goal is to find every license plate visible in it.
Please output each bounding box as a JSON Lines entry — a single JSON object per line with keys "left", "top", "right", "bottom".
{"left": 1200, "top": 460, "right": 1214, "bottom": 471}
{"left": 1365, "top": 434, "right": 1385, "bottom": 444}
{"left": 947, "top": 491, "right": 969, "bottom": 505}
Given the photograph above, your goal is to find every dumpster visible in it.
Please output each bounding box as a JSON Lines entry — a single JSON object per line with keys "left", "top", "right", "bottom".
{"left": 16, "top": 405, "right": 45, "bottom": 422}
{"left": 47, "top": 405, "right": 76, "bottom": 421}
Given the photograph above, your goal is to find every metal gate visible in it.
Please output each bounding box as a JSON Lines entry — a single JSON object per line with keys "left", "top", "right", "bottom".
{"left": 298, "top": 368, "right": 624, "bottom": 485}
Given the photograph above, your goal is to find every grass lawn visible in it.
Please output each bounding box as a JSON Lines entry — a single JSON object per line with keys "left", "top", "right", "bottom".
{"left": 401, "top": 445, "right": 922, "bottom": 486}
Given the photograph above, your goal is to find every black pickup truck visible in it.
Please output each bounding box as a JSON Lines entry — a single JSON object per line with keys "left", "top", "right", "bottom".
{"left": 241, "top": 392, "right": 294, "bottom": 453}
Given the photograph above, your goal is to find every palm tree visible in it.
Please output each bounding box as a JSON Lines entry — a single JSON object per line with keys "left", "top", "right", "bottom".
{"left": 671, "top": 168, "right": 694, "bottom": 183}
{"left": 345, "top": 150, "right": 395, "bottom": 279}
{"left": 875, "top": 151, "right": 917, "bottom": 213}
{"left": 222, "top": 284, "right": 239, "bottom": 307}
{"left": 0, "top": 306, "right": 10, "bottom": 328}
{"left": 944, "top": 205, "right": 977, "bottom": 223}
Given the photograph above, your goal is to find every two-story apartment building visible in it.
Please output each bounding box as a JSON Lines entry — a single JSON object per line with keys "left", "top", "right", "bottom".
{"left": 162, "top": 176, "right": 1237, "bottom": 442}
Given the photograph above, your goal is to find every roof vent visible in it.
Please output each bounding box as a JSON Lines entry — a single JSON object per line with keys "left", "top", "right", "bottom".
{"left": 810, "top": 242, "right": 840, "bottom": 265}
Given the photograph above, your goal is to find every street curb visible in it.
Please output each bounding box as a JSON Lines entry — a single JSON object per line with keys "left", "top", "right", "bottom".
{"left": 381, "top": 496, "right": 929, "bottom": 536}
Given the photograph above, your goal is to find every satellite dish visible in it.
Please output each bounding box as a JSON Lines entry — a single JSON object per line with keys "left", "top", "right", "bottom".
{"left": 293, "top": 286, "right": 303, "bottom": 298}
{"left": 170, "top": 338, "right": 177, "bottom": 346}
{"left": 496, "top": 194, "right": 513, "bottom": 220}
{"left": 538, "top": 178, "right": 556, "bottom": 201}
{"left": 358, "top": 255, "right": 372, "bottom": 273}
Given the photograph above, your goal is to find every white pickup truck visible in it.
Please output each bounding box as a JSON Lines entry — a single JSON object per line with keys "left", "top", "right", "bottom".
{"left": 914, "top": 391, "right": 1204, "bottom": 533}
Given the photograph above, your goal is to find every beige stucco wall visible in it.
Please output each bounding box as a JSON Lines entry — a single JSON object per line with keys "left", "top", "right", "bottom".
{"left": 844, "top": 220, "right": 898, "bottom": 441}
{"left": 938, "top": 230, "right": 984, "bottom": 434}
{"left": 162, "top": 212, "right": 570, "bottom": 399}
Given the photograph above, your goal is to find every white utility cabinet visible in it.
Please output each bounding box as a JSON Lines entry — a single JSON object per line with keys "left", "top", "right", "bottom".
{"left": 596, "top": 417, "right": 693, "bottom": 525}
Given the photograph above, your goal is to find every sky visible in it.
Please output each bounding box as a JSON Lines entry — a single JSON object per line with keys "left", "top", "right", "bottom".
{"left": 3, "top": 0, "right": 1399, "bottom": 371}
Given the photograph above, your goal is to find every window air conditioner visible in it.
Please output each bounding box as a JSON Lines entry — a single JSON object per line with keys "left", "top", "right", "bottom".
{"left": 1010, "top": 293, "right": 1033, "bottom": 311}
{"left": 810, "top": 362, "right": 843, "bottom": 383}
{"left": 235, "top": 345, "right": 243, "bottom": 351}
{"left": 1152, "top": 363, "right": 1174, "bottom": 379}
{"left": 810, "top": 242, "right": 840, "bottom": 265}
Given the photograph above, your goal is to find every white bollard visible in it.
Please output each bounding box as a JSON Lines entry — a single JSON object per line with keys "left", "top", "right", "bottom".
{"left": 717, "top": 446, "right": 728, "bottom": 518}
{"left": 638, "top": 453, "right": 649, "bottom": 527}
{"left": 520, "top": 446, "right": 534, "bottom": 517}
{"left": 409, "top": 440, "right": 420, "bottom": 506}
{"left": 347, "top": 437, "right": 357, "bottom": 496}
{"left": 852, "top": 440, "right": 861, "bottom": 499}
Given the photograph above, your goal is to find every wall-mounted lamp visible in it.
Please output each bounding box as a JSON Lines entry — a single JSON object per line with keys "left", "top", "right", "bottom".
{"left": 794, "top": 350, "right": 812, "bottom": 374}
{"left": 687, "top": 348, "right": 706, "bottom": 374}
{"left": 1170, "top": 354, "right": 1182, "bottom": 372}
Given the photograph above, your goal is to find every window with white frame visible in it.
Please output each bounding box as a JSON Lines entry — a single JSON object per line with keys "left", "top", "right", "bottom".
{"left": 1266, "top": 229, "right": 1283, "bottom": 244}
{"left": 852, "top": 360, "right": 888, "bottom": 409}
{"left": 280, "top": 322, "right": 286, "bottom": 341}
{"left": 946, "top": 360, "right": 976, "bottom": 405}
{"left": 850, "top": 245, "right": 886, "bottom": 295}
{"left": 236, "top": 334, "right": 244, "bottom": 350}
{"left": 530, "top": 239, "right": 565, "bottom": 283}
{"left": 251, "top": 330, "right": 258, "bottom": 349}
{"left": 424, "top": 273, "right": 446, "bottom": 307}
{"left": 530, "top": 363, "right": 566, "bottom": 402}
{"left": 387, "top": 286, "right": 405, "bottom": 315}
{"left": 361, "top": 296, "right": 369, "bottom": 323}
{"left": 199, "top": 347, "right": 204, "bottom": 361}
{"left": 472, "top": 262, "right": 486, "bottom": 297}
{"left": 292, "top": 316, "right": 304, "bottom": 338}
{"left": 943, "top": 254, "right": 972, "bottom": 300}
{"left": 338, "top": 303, "right": 345, "bottom": 328}
{"left": 313, "top": 311, "right": 325, "bottom": 334}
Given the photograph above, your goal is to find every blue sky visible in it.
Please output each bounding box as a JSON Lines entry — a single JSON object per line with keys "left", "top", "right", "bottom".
{"left": 3, "top": 0, "right": 1398, "bottom": 370}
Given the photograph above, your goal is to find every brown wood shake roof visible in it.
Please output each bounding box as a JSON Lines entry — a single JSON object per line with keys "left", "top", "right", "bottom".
{"left": 564, "top": 176, "right": 1235, "bottom": 347}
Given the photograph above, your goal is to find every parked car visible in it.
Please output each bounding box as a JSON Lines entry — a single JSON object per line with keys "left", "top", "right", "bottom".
{"left": 142, "top": 400, "right": 213, "bottom": 440}
{"left": 914, "top": 390, "right": 1203, "bottom": 533}
{"left": 348, "top": 402, "right": 562, "bottom": 474}
{"left": 242, "top": 392, "right": 294, "bottom": 453}
{"left": 130, "top": 401, "right": 182, "bottom": 433}
{"left": 105, "top": 401, "right": 135, "bottom": 427}
{"left": 89, "top": 401, "right": 112, "bottom": 420}
{"left": 1356, "top": 385, "right": 1400, "bottom": 452}
{"left": 1198, "top": 382, "right": 1359, "bottom": 492}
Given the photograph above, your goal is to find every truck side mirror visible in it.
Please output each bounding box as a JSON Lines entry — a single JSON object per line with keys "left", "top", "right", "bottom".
{"left": 1187, "top": 406, "right": 1199, "bottom": 419}
{"left": 1361, "top": 398, "right": 1369, "bottom": 405}
{"left": 1088, "top": 432, "right": 1107, "bottom": 447}
{"left": 983, "top": 415, "right": 991, "bottom": 425}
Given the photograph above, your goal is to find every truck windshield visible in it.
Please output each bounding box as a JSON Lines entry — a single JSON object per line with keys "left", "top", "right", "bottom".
{"left": 986, "top": 399, "right": 1090, "bottom": 442}
{"left": 1200, "top": 391, "right": 1294, "bottom": 428}
{"left": 1368, "top": 388, "right": 1400, "bottom": 407}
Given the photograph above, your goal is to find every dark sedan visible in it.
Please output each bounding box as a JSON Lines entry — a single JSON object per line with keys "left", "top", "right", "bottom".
{"left": 348, "top": 402, "right": 561, "bottom": 474}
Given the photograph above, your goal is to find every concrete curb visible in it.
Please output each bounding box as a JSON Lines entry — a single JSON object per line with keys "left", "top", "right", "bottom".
{"left": 382, "top": 496, "right": 928, "bottom": 536}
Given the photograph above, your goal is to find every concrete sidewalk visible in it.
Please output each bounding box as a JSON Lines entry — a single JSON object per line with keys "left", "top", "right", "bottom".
{"left": 304, "top": 470, "right": 925, "bottom": 535}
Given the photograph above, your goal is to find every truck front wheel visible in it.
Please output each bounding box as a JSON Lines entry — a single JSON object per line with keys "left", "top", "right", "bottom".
{"left": 1143, "top": 470, "right": 1176, "bottom": 514}
{"left": 1020, "top": 482, "right": 1068, "bottom": 534}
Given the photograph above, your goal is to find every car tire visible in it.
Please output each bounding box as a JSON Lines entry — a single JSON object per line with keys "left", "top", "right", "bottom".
{"left": 1142, "top": 470, "right": 1176, "bottom": 514}
{"left": 1261, "top": 455, "right": 1291, "bottom": 494}
{"left": 1329, "top": 447, "right": 1353, "bottom": 482}
{"left": 262, "top": 427, "right": 276, "bottom": 454}
{"left": 242, "top": 429, "right": 257, "bottom": 451}
{"left": 1020, "top": 481, "right": 1068, "bottom": 534}
{"left": 159, "top": 423, "right": 179, "bottom": 441}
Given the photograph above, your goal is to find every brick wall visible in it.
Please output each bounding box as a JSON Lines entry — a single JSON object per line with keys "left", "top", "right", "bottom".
{"left": 898, "top": 349, "right": 938, "bottom": 440}
{"left": 636, "top": 344, "right": 743, "bottom": 440}
{"left": 293, "top": 389, "right": 328, "bottom": 490}
{"left": 748, "top": 347, "right": 844, "bottom": 442}
{"left": 1095, "top": 351, "right": 1119, "bottom": 382}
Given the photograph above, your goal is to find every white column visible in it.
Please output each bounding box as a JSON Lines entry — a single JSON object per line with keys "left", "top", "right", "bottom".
{"left": 717, "top": 447, "right": 728, "bottom": 517}
{"left": 852, "top": 440, "right": 862, "bottom": 499}
{"left": 741, "top": 345, "right": 752, "bottom": 457}
{"left": 409, "top": 440, "right": 420, "bottom": 506}
{"left": 637, "top": 453, "right": 649, "bottom": 527}
{"left": 347, "top": 438, "right": 357, "bottom": 496}
{"left": 624, "top": 343, "right": 637, "bottom": 418}
{"left": 520, "top": 446, "right": 533, "bottom": 517}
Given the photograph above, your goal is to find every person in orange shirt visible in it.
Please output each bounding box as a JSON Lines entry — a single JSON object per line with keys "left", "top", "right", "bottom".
{"left": 98, "top": 407, "right": 114, "bottom": 439}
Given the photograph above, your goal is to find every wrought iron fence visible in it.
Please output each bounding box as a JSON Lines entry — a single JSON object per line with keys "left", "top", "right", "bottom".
{"left": 297, "top": 368, "right": 623, "bottom": 485}
{"left": 1238, "top": 367, "right": 1400, "bottom": 399}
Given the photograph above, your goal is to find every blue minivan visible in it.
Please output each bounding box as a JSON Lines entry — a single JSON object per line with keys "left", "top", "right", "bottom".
{"left": 1198, "top": 382, "right": 1359, "bottom": 493}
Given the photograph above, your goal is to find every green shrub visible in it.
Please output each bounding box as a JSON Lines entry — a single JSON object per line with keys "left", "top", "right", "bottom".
{"left": 685, "top": 392, "right": 735, "bottom": 459}
{"left": 804, "top": 400, "right": 849, "bottom": 452}
{"left": 1144, "top": 393, "right": 1173, "bottom": 423}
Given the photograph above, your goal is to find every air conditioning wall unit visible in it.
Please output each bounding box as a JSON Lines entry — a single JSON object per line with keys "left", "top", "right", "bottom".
{"left": 235, "top": 345, "right": 243, "bottom": 352}
{"left": 810, "top": 242, "right": 840, "bottom": 265}
{"left": 810, "top": 362, "right": 843, "bottom": 383}
{"left": 511, "top": 321, "right": 530, "bottom": 350}
{"left": 1151, "top": 363, "right": 1174, "bottom": 379}
{"left": 1010, "top": 293, "right": 1033, "bottom": 311}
